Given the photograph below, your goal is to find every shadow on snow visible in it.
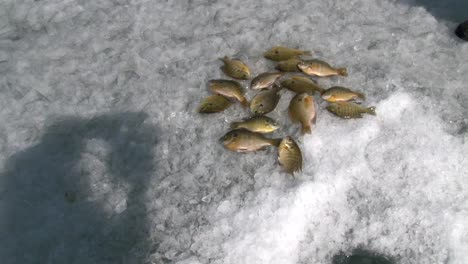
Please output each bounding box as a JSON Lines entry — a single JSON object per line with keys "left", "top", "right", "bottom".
{"left": 0, "top": 112, "right": 160, "bottom": 264}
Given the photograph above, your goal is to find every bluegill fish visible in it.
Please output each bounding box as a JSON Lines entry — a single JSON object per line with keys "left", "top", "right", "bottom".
{"left": 198, "top": 95, "right": 232, "bottom": 113}
{"left": 275, "top": 58, "right": 303, "bottom": 72}
{"left": 288, "top": 93, "right": 317, "bottom": 134}
{"left": 209, "top": 79, "right": 248, "bottom": 107}
{"left": 278, "top": 136, "right": 302, "bottom": 174}
{"left": 321, "top": 86, "right": 365, "bottom": 102}
{"left": 230, "top": 116, "right": 280, "bottom": 133}
{"left": 221, "top": 129, "right": 281, "bottom": 152}
{"left": 298, "top": 59, "right": 347, "bottom": 77}
{"left": 326, "top": 102, "right": 376, "bottom": 119}
{"left": 220, "top": 56, "right": 251, "bottom": 79}
{"left": 250, "top": 72, "right": 284, "bottom": 90}
{"left": 264, "top": 46, "right": 311, "bottom": 61}
{"left": 280, "top": 75, "right": 325, "bottom": 94}
{"left": 250, "top": 85, "right": 282, "bottom": 116}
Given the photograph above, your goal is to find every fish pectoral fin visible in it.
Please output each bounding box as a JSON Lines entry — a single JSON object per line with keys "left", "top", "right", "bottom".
{"left": 237, "top": 148, "right": 250, "bottom": 153}
{"left": 302, "top": 124, "right": 312, "bottom": 134}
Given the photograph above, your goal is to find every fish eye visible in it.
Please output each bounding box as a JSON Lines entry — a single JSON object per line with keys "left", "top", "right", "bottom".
{"left": 259, "top": 103, "right": 263, "bottom": 107}
{"left": 274, "top": 50, "right": 279, "bottom": 54}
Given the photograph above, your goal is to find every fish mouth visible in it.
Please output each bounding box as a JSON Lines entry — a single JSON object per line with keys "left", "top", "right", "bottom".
{"left": 271, "top": 123, "right": 280, "bottom": 129}
{"left": 297, "top": 62, "right": 306, "bottom": 69}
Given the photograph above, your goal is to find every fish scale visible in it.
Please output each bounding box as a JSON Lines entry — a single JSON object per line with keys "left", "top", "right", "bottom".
{"left": 326, "top": 102, "right": 376, "bottom": 119}
{"left": 278, "top": 137, "right": 303, "bottom": 174}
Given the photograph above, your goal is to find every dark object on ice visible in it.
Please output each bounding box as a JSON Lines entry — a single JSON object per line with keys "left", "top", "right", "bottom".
{"left": 332, "top": 249, "right": 394, "bottom": 264}
{"left": 455, "top": 20, "right": 468, "bottom": 41}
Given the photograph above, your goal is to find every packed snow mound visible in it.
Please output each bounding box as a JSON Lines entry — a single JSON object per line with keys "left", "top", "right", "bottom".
{"left": 0, "top": 0, "right": 467, "bottom": 264}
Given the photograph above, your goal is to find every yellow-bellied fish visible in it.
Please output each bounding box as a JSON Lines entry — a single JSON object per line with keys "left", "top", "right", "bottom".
{"left": 230, "top": 116, "right": 280, "bottom": 133}
{"left": 275, "top": 58, "right": 303, "bottom": 72}
{"left": 250, "top": 85, "right": 282, "bottom": 116}
{"left": 198, "top": 95, "right": 232, "bottom": 113}
{"left": 250, "top": 72, "right": 284, "bottom": 90}
{"left": 220, "top": 129, "right": 281, "bottom": 152}
{"left": 280, "top": 75, "right": 325, "bottom": 94}
{"left": 209, "top": 79, "right": 248, "bottom": 107}
{"left": 278, "top": 136, "right": 302, "bottom": 174}
{"left": 321, "top": 86, "right": 365, "bottom": 102}
{"left": 220, "top": 56, "right": 251, "bottom": 79}
{"left": 288, "top": 93, "right": 317, "bottom": 134}
{"left": 298, "top": 59, "right": 347, "bottom": 77}
{"left": 326, "top": 102, "right": 376, "bottom": 119}
{"left": 264, "top": 46, "right": 311, "bottom": 61}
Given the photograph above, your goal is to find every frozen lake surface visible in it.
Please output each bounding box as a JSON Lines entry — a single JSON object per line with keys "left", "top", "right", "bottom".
{"left": 0, "top": 0, "right": 467, "bottom": 263}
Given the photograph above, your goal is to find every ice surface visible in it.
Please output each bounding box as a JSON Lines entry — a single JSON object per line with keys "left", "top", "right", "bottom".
{"left": 0, "top": 0, "right": 467, "bottom": 263}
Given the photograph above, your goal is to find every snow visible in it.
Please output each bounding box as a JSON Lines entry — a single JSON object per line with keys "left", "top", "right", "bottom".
{"left": 0, "top": 0, "right": 467, "bottom": 263}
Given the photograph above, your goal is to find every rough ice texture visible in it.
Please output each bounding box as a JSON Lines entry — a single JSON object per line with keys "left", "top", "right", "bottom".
{"left": 0, "top": 0, "right": 467, "bottom": 264}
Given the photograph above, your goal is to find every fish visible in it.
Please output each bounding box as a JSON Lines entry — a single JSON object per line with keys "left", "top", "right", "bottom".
{"left": 278, "top": 136, "right": 302, "bottom": 174}
{"left": 220, "top": 129, "right": 281, "bottom": 152}
{"left": 198, "top": 95, "right": 232, "bottom": 113}
{"left": 280, "top": 75, "right": 325, "bottom": 94}
{"left": 209, "top": 79, "right": 248, "bottom": 107}
{"left": 220, "top": 56, "right": 251, "bottom": 79}
{"left": 250, "top": 85, "right": 282, "bottom": 116}
{"left": 264, "top": 46, "right": 311, "bottom": 61}
{"left": 297, "top": 59, "right": 347, "bottom": 77}
{"left": 275, "top": 58, "right": 303, "bottom": 72}
{"left": 288, "top": 93, "right": 317, "bottom": 134}
{"left": 230, "top": 116, "right": 280, "bottom": 133}
{"left": 321, "top": 86, "right": 365, "bottom": 102}
{"left": 326, "top": 102, "right": 376, "bottom": 119}
{"left": 250, "top": 72, "right": 284, "bottom": 90}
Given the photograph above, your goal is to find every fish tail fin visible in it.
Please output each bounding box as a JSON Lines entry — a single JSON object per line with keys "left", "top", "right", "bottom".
{"left": 337, "top": 68, "right": 348, "bottom": 76}
{"left": 240, "top": 98, "right": 249, "bottom": 108}
{"left": 366, "top": 106, "right": 376, "bottom": 115}
{"left": 317, "top": 86, "right": 326, "bottom": 95}
{"left": 302, "top": 50, "right": 312, "bottom": 56}
{"left": 230, "top": 122, "right": 240, "bottom": 129}
{"left": 302, "top": 124, "right": 312, "bottom": 134}
{"left": 219, "top": 56, "right": 228, "bottom": 62}
{"left": 356, "top": 91, "right": 366, "bottom": 100}
{"left": 270, "top": 138, "right": 282, "bottom": 147}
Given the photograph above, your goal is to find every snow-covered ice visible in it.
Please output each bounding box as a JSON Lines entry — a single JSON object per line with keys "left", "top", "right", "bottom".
{"left": 0, "top": 0, "right": 467, "bottom": 263}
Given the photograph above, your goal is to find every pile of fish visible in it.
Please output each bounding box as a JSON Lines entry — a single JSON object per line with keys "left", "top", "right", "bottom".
{"left": 198, "top": 46, "right": 376, "bottom": 174}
